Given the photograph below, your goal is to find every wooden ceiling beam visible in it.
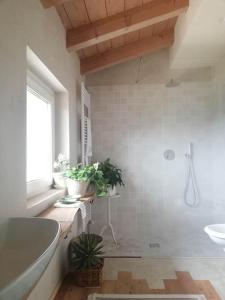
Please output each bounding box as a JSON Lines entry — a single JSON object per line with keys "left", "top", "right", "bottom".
{"left": 80, "top": 30, "right": 174, "bottom": 75}
{"left": 67, "top": 0, "right": 188, "bottom": 51}
{"left": 41, "top": 0, "right": 70, "bottom": 9}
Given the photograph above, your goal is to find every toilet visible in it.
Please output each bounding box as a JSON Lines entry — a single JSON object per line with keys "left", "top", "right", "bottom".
{"left": 204, "top": 224, "right": 225, "bottom": 250}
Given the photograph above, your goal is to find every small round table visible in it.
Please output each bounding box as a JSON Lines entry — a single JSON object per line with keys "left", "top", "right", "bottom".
{"left": 99, "top": 194, "right": 120, "bottom": 245}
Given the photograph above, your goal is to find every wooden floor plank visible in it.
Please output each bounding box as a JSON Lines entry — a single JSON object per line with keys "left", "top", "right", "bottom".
{"left": 175, "top": 271, "right": 200, "bottom": 294}
{"left": 54, "top": 270, "right": 221, "bottom": 300}
{"left": 117, "top": 271, "right": 132, "bottom": 282}
{"left": 195, "top": 280, "right": 221, "bottom": 300}
{"left": 54, "top": 275, "right": 72, "bottom": 300}
{"left": 100, "top": 280, "right": 117, "bottom": 293}
{"left": 130, "top": 279, "right": 150, "bottom": 294}
{"left": 114, "top": 272, "right": 133, "bottom": 293}
{"left": 163, "top": 279, "right": 184, "bottom": 293}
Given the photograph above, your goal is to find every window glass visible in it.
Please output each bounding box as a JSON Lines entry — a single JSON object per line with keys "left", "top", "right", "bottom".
{"left": 26, "top": 87, "right": 53, "bottom": 195}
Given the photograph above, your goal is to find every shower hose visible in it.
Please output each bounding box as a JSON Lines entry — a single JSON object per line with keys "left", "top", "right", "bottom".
{"left": 184, "top": 144, "right": 200, "bottom": 208}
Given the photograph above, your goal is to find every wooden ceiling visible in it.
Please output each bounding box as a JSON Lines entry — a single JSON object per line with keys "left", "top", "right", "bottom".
{"left": 41, "top": 0, "right": 189, "bottom": 74}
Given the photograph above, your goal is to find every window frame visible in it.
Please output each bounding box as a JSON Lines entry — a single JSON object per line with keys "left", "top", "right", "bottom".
{"left": 26, "top": 70, "right": 55, "bottom": 199}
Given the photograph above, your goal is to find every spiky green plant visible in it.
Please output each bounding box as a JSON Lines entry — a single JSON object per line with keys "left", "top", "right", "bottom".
{"left": 68, "top": 233, "right": 104, "bottom": 270}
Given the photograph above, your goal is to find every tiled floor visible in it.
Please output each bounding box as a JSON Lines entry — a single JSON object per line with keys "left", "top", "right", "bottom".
{"left": 55, "top": 258, "right": 225, "bottom": 300}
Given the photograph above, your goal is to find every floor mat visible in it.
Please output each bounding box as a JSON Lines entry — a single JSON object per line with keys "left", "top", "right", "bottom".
{"left": 88, "top": 294, "right": 207, "bottom": 300}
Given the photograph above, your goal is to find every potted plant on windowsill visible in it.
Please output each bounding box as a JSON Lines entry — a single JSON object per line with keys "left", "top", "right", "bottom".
{"left": 99, "top": 158, "right": 124, "bottom": 196}
{"left": 53, "top": 153, "right": 69, "bottom": 189}
{"left": 65, "top": 163, "right": 107, "bottom": 197}
{"left": 68, "top": 233, "right": 104, "bottom": 287}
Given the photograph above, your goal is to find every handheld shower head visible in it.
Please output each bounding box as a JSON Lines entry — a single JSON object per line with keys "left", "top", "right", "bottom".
{"left": 185, "top": 142, "right": 193, "bottom": 159}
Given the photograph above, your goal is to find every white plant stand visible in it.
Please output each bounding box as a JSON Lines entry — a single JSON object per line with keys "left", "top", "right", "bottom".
{"left": 100, "top": 194, "right": 120, "bottom": 245}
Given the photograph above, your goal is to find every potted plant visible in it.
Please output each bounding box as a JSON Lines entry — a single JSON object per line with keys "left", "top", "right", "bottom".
{"left": 65, "top": 163, "right": 107, "bottom": 197}
{"left": 53, "top": 153, "right": 69, "bottom": 189}
{"left": 68, "top": 233, "right": 104, "bottom": 287}
{"left": 99, "top": 158, "right": 124, "bottom": 196}
{"left": 89, "top": 163, "right": 108, "bottom": 197}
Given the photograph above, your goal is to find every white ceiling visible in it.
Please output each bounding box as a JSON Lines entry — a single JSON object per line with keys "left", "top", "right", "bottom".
{"left": 170, "top": 0, "right": 225, "bottom": 69}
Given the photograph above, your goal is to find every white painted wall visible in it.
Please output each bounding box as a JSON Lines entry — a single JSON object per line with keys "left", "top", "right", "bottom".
{"left": 87, "top": 50, "right": 225, "bottom": 257}
{"left": 0, "top": 0, "right": 81, "bottom": 218}
{"left": 171, "top": 0, "right": 225, "bottom": 69}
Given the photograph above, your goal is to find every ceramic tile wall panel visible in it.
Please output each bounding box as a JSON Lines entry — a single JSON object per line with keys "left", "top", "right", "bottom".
{"left": 88, "top": 82, "right": 225, "bottom": 257}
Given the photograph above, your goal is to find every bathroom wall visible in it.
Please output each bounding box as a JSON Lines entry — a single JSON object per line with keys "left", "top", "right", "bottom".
{"left": 211, "top": 54, "right": 225, "bottom": 206}
{"left": 0, "top": 0, "right": 81, "bottom": 218}
{"left": 86, "top": 49, "right": 211, "bottom": 86}
{"left": 87, "top": 50, "right": 225, "bottom": 256}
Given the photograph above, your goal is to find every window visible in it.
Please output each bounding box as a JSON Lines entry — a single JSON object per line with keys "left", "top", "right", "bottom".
{"left": 26, "top": 71, "right": 54, "bottom": 198}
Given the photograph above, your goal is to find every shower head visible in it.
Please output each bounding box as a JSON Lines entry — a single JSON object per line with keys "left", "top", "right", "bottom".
{"left": 165, "top": 78, "right": 180, "bottom": 88}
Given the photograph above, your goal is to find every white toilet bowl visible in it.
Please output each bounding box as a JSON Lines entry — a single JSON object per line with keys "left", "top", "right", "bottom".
{"left": 204, "top": 224, "right": 225, "bottom": 250}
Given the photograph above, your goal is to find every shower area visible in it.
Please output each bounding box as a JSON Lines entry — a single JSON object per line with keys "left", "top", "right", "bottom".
{"left": 87, "top": 50, "right": 225, "bottom": 258}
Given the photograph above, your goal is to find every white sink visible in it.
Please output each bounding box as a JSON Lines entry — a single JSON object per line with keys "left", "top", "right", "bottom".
{"left": 204, "top": 224, "right": 225, "bottom": 251}
{"left": 0, "top": 217, "right": 60, "bottom": 300}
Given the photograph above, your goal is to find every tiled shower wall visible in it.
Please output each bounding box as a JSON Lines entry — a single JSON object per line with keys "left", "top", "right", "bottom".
{"left": 89, "top": 82, "right": 225, "bottom": 257}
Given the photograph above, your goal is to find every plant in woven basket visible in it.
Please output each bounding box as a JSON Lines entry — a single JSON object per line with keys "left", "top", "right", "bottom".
{"left": 68, "top": 233, "right": 105, "bottom": 287}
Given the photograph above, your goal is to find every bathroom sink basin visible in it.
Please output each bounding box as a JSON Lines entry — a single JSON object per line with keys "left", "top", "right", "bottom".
{"left": 204, "top": 224, "right": 225, "bottom": 250}
{"left": 0, "top": 217, "right": 60, "bottom": 300}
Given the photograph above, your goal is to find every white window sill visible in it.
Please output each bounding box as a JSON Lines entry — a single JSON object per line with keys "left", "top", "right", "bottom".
{"left": 27, "top": 189, "right": 66, "bottom": 217}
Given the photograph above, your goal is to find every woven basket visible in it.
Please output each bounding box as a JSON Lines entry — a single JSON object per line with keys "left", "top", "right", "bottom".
{"left": 73, "top": 261, "right": 104, "bottom": 287}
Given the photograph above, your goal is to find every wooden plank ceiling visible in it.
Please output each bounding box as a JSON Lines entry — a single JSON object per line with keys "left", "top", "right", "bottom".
{"left": 41, "top": 0, "right": 189, "bottom": 74}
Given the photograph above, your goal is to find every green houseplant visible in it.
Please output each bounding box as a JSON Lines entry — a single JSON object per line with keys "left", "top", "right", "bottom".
{"left": 68, "top": 233, "right": 104, "bottom": 287}
{"left": 65, "top": 163, "right": 107, "bottom": 197}
{"left": 99, "top": 159, "right": 124, "bottom": 196}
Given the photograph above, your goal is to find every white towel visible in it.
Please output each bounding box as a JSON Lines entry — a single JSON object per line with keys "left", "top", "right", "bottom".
{"left": 78, "top": 202, "right": 87, "bottom": 220}
{"left": 86, "top": 117, "right": 92, "bottom": 158}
